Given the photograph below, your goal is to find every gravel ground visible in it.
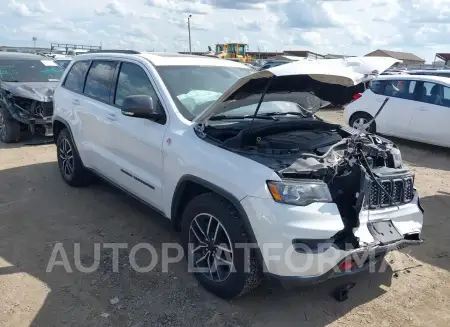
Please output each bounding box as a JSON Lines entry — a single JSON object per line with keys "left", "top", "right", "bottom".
{"left": 0, "top": 109, "right": 449, "bottom": 327}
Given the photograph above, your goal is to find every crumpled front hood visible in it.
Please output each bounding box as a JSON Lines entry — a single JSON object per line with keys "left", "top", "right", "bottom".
{"left": 192, "top": 56, "right": 400, "bottom": 124}
{"left": 0, "top": 81, "right": 58, "bottom": 102}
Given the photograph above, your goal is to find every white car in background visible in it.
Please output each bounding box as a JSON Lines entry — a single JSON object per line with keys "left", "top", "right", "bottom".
{"left": 344, "top": 74, "right": 450, "bottom": 147}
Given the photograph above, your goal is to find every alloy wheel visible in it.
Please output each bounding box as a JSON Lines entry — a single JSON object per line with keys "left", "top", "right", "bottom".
{"left": 0, "top": 111, "right": 5, "bottom": 140}
{"left": 59, "top": 137, "right": 74, "bottom": 178}
{"left": 352, "top": 117, "right": 369, "bottom": 130}
{"left": 189, "top": 213, "right": 234, "bottom": 282}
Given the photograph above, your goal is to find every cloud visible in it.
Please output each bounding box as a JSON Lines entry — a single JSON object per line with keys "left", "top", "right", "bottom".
{"left": 8, "top": 0, "right": 52, "bottom": 17}
{"left": 2, "top": 0, "right": 450, "bottom": 63}
{"left": 95, "top": 1, "right": 131, "bottom": 17}
{"left": 233, "top": 17, "right": 262, "bottom": 31}
{"left": 96, "top": 1, "right": 159, "bottom": 19}
{"left": 199, "top": 0, "right": 265, "bottom": 9}
{"left": 146, "top": 0, "right": 212, "bottom": 15}
{"left": 8, "top": 0, "right": 34, "bottom": 16}
{"left": 271, "top": 0, "right": 337, "bottom": 29}
{"left": 35, "top": 1, "right": 51, "bottom": 13}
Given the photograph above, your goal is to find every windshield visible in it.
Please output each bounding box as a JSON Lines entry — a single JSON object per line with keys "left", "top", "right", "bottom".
{"left": 227, "top": 44, "right": 236, "bottom": 54}
{"left": 157, "top": 65, "right": 253, "bottom": 120}
{"left": 238, "top": 45, "right": 246, "bottom": 56}
{"left": 220, "top": 92, "right": 328, "bottom": 117}
{"left": 0, "top": 59, "right": 63, "bottom": 82}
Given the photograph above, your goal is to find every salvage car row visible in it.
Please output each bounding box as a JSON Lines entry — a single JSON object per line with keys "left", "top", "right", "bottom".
{"left": 0, "top": 51, "right": 425, "bottom": 299}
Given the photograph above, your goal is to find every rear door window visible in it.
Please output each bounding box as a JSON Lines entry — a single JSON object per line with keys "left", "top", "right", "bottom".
{"left": 83, "top": 61, "right": 117, "bottom": 103}
{"left": 421, "top": 82, "right": 450, "bottom": 107}
{"left": 63, "top": 61, "right": 90, "bottom": 93}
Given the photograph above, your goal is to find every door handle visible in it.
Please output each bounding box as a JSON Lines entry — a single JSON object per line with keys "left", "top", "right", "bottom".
{"left": 418, "top": 107, "right": 428, "bottom": 111}
{"left": 72, "top": 99, "right": 80, "bottom": 105}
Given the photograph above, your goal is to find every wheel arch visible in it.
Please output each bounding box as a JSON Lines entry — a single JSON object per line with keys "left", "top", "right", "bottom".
{"left": 171, "top": 175, "right": 267, "bottom": 272}
{"left": 52, "top": 117, "right": 87, "bottom": 165}
{"left": 52, "top": 117, "right": 74, "bottom": 144}
{"left": 171, "top": 175, "right": 257, "bottom": 243}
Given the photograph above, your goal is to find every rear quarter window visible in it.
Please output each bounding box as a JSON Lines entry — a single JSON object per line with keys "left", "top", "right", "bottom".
{"left": 83, "top": 61, "right": 117, "bottom": 103}
{"left": 63, "top": 61, "right": 91, "bottom": 93}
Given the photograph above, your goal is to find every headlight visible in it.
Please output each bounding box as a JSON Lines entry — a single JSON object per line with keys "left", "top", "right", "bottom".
{"left": 391, "top": 147, "right": 403, "bottom": 168}
{"left": 267, "top": 180, "right": 332, "bottom": 206}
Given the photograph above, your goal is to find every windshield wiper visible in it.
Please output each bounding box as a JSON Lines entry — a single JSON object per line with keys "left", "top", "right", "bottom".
{"left": 258, "top": 111, "right": 310, "bottom": 118}
{"left": 209, "top": 114, "right": 278, "bottom": 121}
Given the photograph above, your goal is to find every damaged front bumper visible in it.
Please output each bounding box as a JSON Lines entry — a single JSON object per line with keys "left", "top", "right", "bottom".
{"left": 240, "top": 189, "right": 423, "bottom": 280}
{"left": 10, "top": 110, "right": 53, "bottom": 137}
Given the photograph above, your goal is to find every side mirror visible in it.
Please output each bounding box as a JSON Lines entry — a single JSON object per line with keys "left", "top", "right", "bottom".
{"left": 121, "top": 95, "right": 165, "bottom": 122}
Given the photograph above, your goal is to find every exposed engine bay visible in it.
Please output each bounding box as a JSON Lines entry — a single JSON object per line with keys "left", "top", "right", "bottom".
{"left": 200, "top": 117, "right": 414, "bottom": 250}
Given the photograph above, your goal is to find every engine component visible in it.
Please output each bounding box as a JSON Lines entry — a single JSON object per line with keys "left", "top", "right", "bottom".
{"left": 257, "top": 130, "right": 343, "bottom": 155}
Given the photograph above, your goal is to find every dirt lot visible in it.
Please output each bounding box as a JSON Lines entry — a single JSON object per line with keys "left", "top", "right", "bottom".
{"left": 1, "top": 109, "right": 450, "bottom": 327}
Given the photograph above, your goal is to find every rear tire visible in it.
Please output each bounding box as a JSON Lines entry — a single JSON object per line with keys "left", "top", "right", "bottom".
{"left": 349, "top": 112, "right": 376, "bottom": 133}
{"left": 56, "top": 128, "right": 92, "bottom": 187}
{"left": 0, "top": 107, "right": 20, "bottom": 143}
{"left": 180, "top": 193, "right": 262, "bottom": 299}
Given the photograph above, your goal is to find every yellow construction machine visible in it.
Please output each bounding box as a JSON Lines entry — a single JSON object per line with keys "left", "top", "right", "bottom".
{"left": 212, "top": 43, "right": 252, "bottom": 63}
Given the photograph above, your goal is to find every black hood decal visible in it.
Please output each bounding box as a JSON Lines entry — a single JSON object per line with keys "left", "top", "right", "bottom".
{"left": 0, "top": 81, "right": 58, "bottom": 102}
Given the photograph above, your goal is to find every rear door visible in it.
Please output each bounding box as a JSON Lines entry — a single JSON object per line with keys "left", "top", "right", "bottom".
{"left": 409, "top": 81, "right": 450, "bottom": 146}
{"left": 105, "top": 60, "right": 169, "bottom": 209}
{"left": 58, "top": 60, "right": 93, "bottom": 166}
{"left": 79, "top": 60, "right": 119, "bottom": 174}
{"left": 381, "top": 79, "right": 417, "bottom": 138}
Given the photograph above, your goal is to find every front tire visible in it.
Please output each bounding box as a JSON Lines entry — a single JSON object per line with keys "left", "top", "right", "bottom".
{"left": 56, "top": 128, "right": 92, "bottom": 186}
{"left": 349, "top": 112, "right": 376, "bottom": 133}
{"left": 180, "top": 193, "right": 262, "bottom": 299}
{"left": 0, "top": 107, "right": 20, "bottom": 143}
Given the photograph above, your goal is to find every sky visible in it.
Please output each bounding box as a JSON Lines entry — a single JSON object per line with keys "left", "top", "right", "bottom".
{"left": 1, "top": 0, "right": 449, "bottom": 63}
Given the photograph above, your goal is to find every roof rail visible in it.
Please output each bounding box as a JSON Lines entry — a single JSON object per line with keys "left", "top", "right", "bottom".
{"left": 87, "top": 50, "right": 141, "bottom": 54}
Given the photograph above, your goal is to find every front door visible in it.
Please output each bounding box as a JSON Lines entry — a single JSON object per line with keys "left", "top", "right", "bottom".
{"left": 105, "top": 61, "right": 168, "bottom": 210}
{"left": 409, "top": 81, "right": 450, "bottom": 146}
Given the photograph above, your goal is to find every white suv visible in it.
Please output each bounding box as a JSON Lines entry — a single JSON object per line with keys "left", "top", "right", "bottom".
{"left": 52, "top": 52, "right": 424, "bottom": 298}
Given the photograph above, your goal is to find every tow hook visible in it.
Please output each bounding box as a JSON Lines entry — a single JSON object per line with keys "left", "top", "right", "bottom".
{"left": 332, "top": 282, "right": 356, "bottom": 302}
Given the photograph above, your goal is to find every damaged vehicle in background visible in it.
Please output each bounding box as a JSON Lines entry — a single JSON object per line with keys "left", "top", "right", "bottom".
{"left": 0, "top": 52, "right": 63, "bottom": 143}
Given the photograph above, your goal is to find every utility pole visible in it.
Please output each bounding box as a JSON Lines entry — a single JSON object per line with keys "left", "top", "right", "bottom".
{"left": 32, "top": 37, "right": 37, "bottom": 51}
{"left": 188, "top": 14, "right": 192, "bottom": 54}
